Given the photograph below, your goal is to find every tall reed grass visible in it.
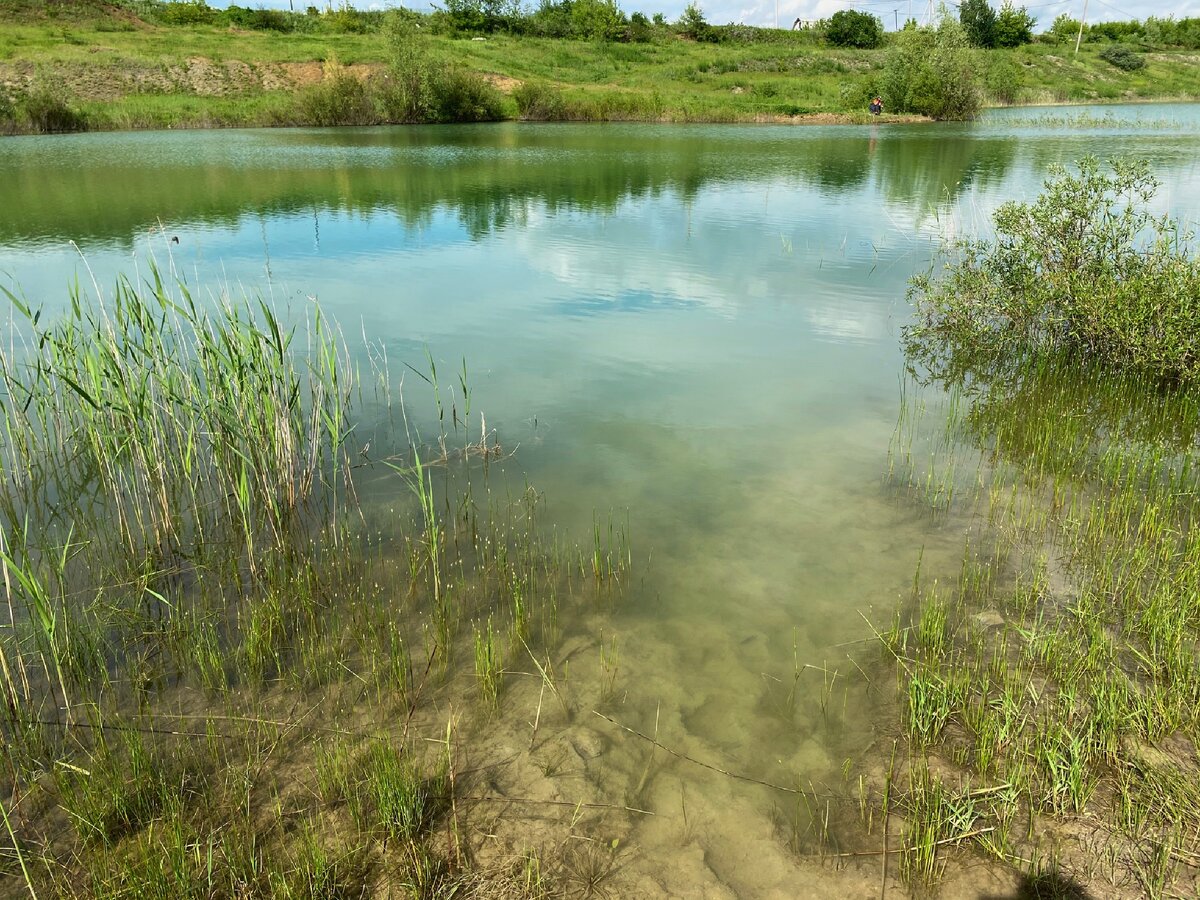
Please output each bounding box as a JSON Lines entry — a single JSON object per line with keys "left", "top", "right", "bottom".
{"left": 0, "top": 263, "right": 629, "bottom": 896}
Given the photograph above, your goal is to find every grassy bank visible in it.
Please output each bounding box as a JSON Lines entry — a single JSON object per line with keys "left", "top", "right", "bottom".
{"left": 2, "top": 0, "right": 1200, "bottom": 134}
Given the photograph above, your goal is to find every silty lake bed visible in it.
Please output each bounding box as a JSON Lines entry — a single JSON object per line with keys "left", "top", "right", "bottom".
{"left": 2, "top": 104, "right": 1200, "bottom": 897}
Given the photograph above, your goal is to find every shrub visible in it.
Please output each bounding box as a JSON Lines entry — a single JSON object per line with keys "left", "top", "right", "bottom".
{"left": 377, "top": 14, "right": 505, "bottom": 123}
{"left": 512, "top": 81, "right": 568, "bottom": 119}
{"left": 571, "top": 0, "right": 626, "bottom": 41}
{"left": 440, "top": 0, "right": 512, "bottom": 33}
{"left": 628, "top": 11, "right": 653, "bottom": 42}
{"left": 378, "top": 13, "right": 436, "bottom": 121}
{"left": 160, "top": 0, "right": 216, "bottom": 26}
{"left": 984, "top": 55, "right": 1022, "bottom": 103}
{"left": 22, "top": 83, "right": 88, "bottom": 133}
{"left": 826, "top": 9, "right": 883, "bottom": 48}
{"left": 1045, "top": 13, "right": 1080, "bottom": 44}
{"left": 526, "top": 0, "right": 573, "bottom": 37}
{"left": 906, "top": 158, "right": 1200, "bottom": 383}
{"left": 325, "top": 5, "right": 371, "bottom": 34}
{"left": 297, "top": 71, "right": 378, "bottom": 126}
{"left": 430, "top": 69, "right": 505, "bottom": 122}
{"left": 993, "top": 2, "right": 1034, "bottom": 47}
{"left": 880, "top": 16, "right": 981, "bottom": 120}
{"left": 1089, "top": 20, "right": 1144, "bottom": 43}
{"left": 1099, "top": 44, "right": 1146, "bottom": 71}
{"left": 678, "top": 3, "right": 716, "bottom": 43}
{"left": 0, "top": 86, "right": 17, "bottom": 132}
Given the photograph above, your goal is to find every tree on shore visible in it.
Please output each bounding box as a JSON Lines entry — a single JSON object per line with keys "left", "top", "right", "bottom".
{"left": 880, "top": 14, "right": 981, "bottom": 120}
{"left": 959, "top": 0, "right": 996, "bottom": 48}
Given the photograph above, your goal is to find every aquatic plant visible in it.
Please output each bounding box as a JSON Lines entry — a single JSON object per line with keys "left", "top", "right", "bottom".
{"left": 906, "top": 156, "right": 1200, "bottom": 383}
{"left": 0, "top": 262, "right": 630, "bottom": 896}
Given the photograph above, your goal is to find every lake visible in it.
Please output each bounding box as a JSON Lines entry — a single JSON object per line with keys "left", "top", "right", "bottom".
{"left": 2, "top": 104, "right": 1199, "bottom": 896}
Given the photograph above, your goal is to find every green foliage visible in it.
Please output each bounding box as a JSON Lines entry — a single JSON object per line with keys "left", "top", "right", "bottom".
{"left": 992, "top": 1, "right": 1034, "bottom": 47}
{"left": 373, "top": 16, "right": 504, "bottom": 124}
{"left": 158, "top": 0, "right": 215, "bottom": 25}
{"left": 380, "top": 14, "right": 435, "bottom": 122}
{"left": 678, "top": 2, "right": 715, "bottom": 42}
{"left": 571, "top": 0, "right": 626, "bottom": 41}
{"left": 440, "top": 0, "right": 513, "bottom": 33}
{"left": 1141, "top": 16, "right": 1200, "bottom": 49}
{"left": 628, "top": 10, "right": 652, "bottom": 42}
{"left": 231, "top": 6, "right": 292, "bottom": 32}
{"left": 1099, "top": 43, "right": 1146, "bottom": 71}
{"left": 881, "top": 16, "right": 981, "bottom": 120}
{"left": 983, "top": 53, "right": 1021, "bottom": 102}
{"left": 512, "top": 81, "right": 568, "bottom": 118}
{"left": 298, "top": 70, "right": 378, "bottom": 126}
{"left": 907, "top": 158, "right": 1200, "bottom": 383}
{"left": 1045, "top": 12, "right": 1080, "bottom": 44}
{"left": 21, "top": 82, "right": 88, "bottom": 133}
{"left": 0, "top": 86, "right": 17, "bottom": 134}
{"left": 1088, "top": 19, "right": 1144, "bottom": 43}
{"left": 825, "top": 9, "right": 883, "bottom": 48}
{"left": 959, "top": 0, "right": 996, "bottom": 48}
{"left": 430, "top": 68, "right": 506, "bottom": 122}
{"left": 325, "top": 3, "right": 371, "bottom": 34}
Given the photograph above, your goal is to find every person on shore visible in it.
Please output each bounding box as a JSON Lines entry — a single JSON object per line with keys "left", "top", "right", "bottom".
{"left": 869, "top": 96, "right": 883, "bottom": 115}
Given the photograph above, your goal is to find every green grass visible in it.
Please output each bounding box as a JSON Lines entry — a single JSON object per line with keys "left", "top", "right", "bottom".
{"left": 872, "top": 352, "right": 1200, "bottom": 895}
{"left": 0, "top": 264, "right": 632, "bottom": 896}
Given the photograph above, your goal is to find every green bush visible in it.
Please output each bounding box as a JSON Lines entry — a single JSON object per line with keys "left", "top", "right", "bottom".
{"left": 906, "top": 158, "right": 1200, "bottom": 383}
{"left": 430, "top": 68, "right": 505, "bottom": 122}
{"left": 826, "top": 9, "right": 883, "bottom": 48}
{"left": 22, "top": 83, "right": 88, "bottom": 133}
{"left": 375, "top": 13, "right": 505, "bottom": 124}
{"left": 512, "top": 81, "right": 568, "bottom": 119}
{"left": 628, "top": 11, "right": 653, "bottom": 42}
{"left": 297, "top": 72, "right": 378, "bottom": 126}
{"left": 0, "top": 86, "right": 17, "bottom": 131}
{"left": 1099, "top": 44, "right": 1146, "bottom": 71}
{"left": 993, "top": 1, "right": 1035, "bottom": 47}
{"left": 159, "top": 0, "right": 216, "bottom": 26}
{"left": 984, "top": 55, "right": 1022, "bottom": 103}
{"left": 880, "top": 16, "right": 981, "bottom": 120}
{"left": 378, "top": 14, "right": 435, "bottom": 121}
{"left": 678, "top": 2, "right": 716, "bottom": 43}
{"left": 571, "top": 0, "right": 626, "bottom": 41}
{"left": 1046, "top": 13, "right": 1081, "bottom": 44}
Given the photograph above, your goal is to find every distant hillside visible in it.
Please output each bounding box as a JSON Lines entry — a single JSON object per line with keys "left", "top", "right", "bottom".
{"left": 2, "top": 0, "right": 1199, "bottom": 135}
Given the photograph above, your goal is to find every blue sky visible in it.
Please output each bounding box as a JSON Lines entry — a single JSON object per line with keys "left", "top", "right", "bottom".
{"left": 211, "top": 0, "right": 1200, "bottom": 31}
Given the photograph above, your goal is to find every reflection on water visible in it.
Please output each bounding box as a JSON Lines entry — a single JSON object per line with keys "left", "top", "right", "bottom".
{"left": 3, "top": 105, "right": 1200, "bottom": 895}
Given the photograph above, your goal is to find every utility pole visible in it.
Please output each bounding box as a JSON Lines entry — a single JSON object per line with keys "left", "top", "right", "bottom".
{"left": 1074, "top": 0, "right": 1088, "bottom": 55}
{"left": 894, "top": 8, "right": 898, "bottom": 29}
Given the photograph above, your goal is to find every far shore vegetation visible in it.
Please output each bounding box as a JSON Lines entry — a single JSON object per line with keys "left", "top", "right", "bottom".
{"left": 2, "top": 0, "right": 1200, "bottom": 134}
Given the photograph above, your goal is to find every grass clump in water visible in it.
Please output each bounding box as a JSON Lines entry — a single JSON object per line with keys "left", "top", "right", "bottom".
{"left": 0, "top": 261, "right": 630, "bottom": 897}
{"left": 857, "top": 158, "right": 1200, "bottom": 896}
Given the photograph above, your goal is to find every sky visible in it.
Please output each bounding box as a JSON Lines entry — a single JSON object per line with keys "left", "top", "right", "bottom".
{"left": 210, "top": 0, "right": 1200, "bottom": 32}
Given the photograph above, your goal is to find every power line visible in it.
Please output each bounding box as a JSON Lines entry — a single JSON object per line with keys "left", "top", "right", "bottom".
{"left": 1088, "top": 0, "right": 1142, "bottom": 20}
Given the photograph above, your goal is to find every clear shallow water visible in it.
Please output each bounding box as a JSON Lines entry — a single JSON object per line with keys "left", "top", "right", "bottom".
{"left": 3, "top": 105, "right": 1200, "bottom": 895}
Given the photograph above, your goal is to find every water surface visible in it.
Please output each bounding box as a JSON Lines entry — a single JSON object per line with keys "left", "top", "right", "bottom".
{"left": 3, "top": 104, "right": 1200, "bottom": 895}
